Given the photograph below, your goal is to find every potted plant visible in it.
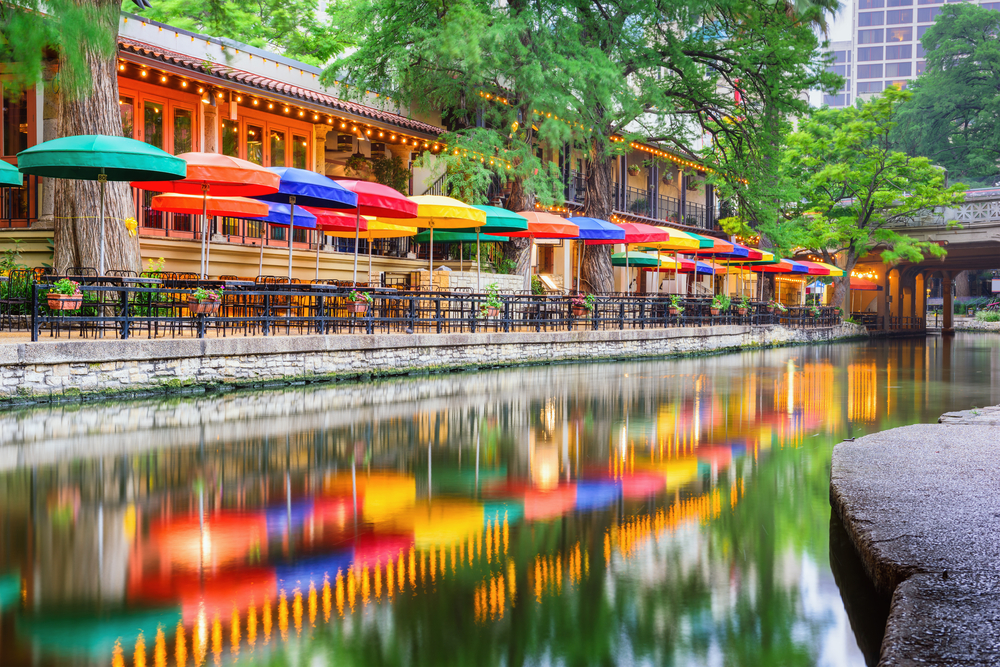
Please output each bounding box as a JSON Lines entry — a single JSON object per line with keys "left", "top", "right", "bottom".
{"left": 710, "top": 293, "right": 730, "bottom": 316}
{"left": 479, "top": 283, "right": 503, "bottom": 318}
{"left": 348, "top": 289, "right": 374, "bottom": 314}
{"left": 737, "top": 295, "right": 750, "bottom": 316}
{"left": 571, "top": 293, "right": 596, "bottom": 317}
{"left": 661, "top": 172, "right": 674, "bottom": 186}
{"left": 768, "top": 300, "right": 788, "bottom": 315}
{"left": 668, "top": 294, "right": 684, "bottom": 316}
{"left": 627, "top": 164, "right": 641, "bottom": 177}
{"left": 686, "top": 179, "right": 700, "bottom": 191}
{"left": 810, "top": 305, "right": 821, "bottom": 317}
{"left": 47, "top": 278, "right": 82, "bottom": 311}
{"left": 188, "top": 287, "right": 223, "bottom": 315}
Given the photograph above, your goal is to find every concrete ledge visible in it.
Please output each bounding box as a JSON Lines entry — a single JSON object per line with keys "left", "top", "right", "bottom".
{"left": 0, "top": 323, "right": 866, "bottom": 404}
{"left": 831, "top": 423, "right": 1000, "bottom": 666}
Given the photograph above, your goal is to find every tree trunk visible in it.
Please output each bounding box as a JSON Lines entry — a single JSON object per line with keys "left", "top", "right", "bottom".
{"left": 503, "top": 174, "right": 534, "bottom": 283}
{"left": 53, "top": 0, "right": 141, "bottom": 275}
{"left": 581, "top": 136, "right": 614, "bottom": 293}
{"left": 827, "top": 250, "right": 858, "bottom": 312}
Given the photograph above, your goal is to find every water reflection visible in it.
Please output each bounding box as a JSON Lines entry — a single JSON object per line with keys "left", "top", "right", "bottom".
{"left": 1, "top": 334, "right": 999, "bottom": 666}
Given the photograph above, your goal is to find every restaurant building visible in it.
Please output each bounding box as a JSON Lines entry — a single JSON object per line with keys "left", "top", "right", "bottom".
{"left": 1, "top": 13, "right": 719, "bottom": 289}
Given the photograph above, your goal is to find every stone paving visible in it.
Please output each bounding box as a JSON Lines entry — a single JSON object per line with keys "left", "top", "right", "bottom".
{"left": 831, "top": 416, "right": 1000, "bottom": 666}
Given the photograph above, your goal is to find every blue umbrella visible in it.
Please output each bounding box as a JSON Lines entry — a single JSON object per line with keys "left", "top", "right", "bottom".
{"left": 248, "top": 203, "right": 318, "bottom": 275}
{"left": 574, "top": 480, "right": 622, "bottom": 511}
{"left": 255, "top": 167, "right": 357, "bottom": 279}
{"left": 569, "top": 217, "right": 625, "bottom": 292}
{"left": 275, "top": 550, "right": 354, "bottom": 589}
{"left": 695, "top": 261, "right": 715, "bottom": 275}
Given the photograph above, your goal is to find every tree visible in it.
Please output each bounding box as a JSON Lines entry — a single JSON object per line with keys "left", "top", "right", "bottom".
{"left": 781, "top": 87, "right": 967, "bottom": 310}
{"left": 894, "top": 4, "right": 1000, "bottom": 187}
{"left": 131, "top": 0, "right": 347, "bottom": 66}
{"left": 2, "top": 0, "right": 142, "bottom": 272}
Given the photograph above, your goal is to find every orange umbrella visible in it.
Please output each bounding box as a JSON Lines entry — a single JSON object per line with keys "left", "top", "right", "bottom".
{"left": 506, "top": 212, "right": 579, "bottom": 289}
{"left": 151, "top": 193, "right": 269, "bottom": 218}
{"left": 133, "top": 153, "right": 280, "bottom": 278}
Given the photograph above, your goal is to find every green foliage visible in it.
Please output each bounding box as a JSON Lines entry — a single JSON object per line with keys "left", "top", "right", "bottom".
{"left": 976, "top": 311, "right": 1000, "bottom": 322}
{"left": 145, "top": 257, "right": 166, "bottom": 276}
{"left": 191, "top": 286, "right": 222, "bottom": 302}
{"left": 778, "top": 87, "right": 968, "bottom": 284}
{"left": 712, "top": 294, "right": 731, "bottom": 310}
{"left": 348, "top": 289, "right": 373, "bottom": 304}
{"left": 496, "top": 258, "right": 518, "bottom": 275}
{"left": 130, "top": 0, "right": 346, "bottom": 66}
{"left": 49, "top": 278, "right": 80, "bottom": 296}
{"left": 669, "top": 294, "right": 684, "bottom": 313}
{"left": 1, "top": 0, "right": 118, "bottom": 98}
{"left": 531, "top": 274, "right": 544, "bottom": 295}
{"left": 894, "top": 4, "right": 1000, "bottom": 186}
{"left": 478, "top": 282, "right": 503, "bottom": 317}
{"left": 370, "top": 154, "right": 410, "bottom": 194}
{"left": 572, "top": 293, "right": 597, "bottom": 311}
{"left": 0, "top": 239, "right": 24, "bottom": 274}
{"left": 738, "top": 295, "right": 751, "bottom": 310}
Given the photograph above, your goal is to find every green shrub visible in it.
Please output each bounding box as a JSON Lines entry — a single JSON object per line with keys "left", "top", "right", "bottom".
{"left": 975, "top": 311, "right": 1000, "bottom": 322}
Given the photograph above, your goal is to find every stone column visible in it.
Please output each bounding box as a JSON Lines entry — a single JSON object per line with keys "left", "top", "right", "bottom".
{"left": 942, "top": 271, "right": 954, "bottom": 335}
{"left": 314, "top": 125, "right": 332, "bottom": 175}
{"left": 876, "top": 270, "right": 889, "bottom": 330}
{"left": 915, "top": 273, "right": 926, "bottom": 326}
{"left": 36, "top": 79, "right": 59, "bottom": 228}
{"left": 203, "top": 106, "right": 218, "bottom": 154}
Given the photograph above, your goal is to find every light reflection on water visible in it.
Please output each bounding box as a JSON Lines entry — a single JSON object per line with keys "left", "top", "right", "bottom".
{"left": 0, "top": 334, "right": 998, "bottom": 667}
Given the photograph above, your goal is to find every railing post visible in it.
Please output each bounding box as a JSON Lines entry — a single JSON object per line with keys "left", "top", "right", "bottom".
{"left": 435, "top": 297, "right": 442, "bottom": 334}
{"left": 30, "top": 282, "right": 38, "bottom": 342}
{"left": 618, "top": 300, "right": 625, "bottom": 330}
{"left": 120, "top": 286, "right": 131, "bottom": 340}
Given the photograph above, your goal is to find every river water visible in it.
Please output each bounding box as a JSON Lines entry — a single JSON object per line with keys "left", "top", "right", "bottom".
{"left": 0, "top": 334, "right": 998, "bottom": 667}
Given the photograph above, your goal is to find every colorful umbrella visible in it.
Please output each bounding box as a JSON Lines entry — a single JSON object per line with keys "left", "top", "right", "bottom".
{"left": 407, "top": 196, "right": 487, "bottom": 284}
{"left": 611, "top": 251, "right": 660, "bottom": 268}
{"left": 19, "top": 134, "right": 187, "bottom": 274}
{"left": 794, "top": 260, "right": 833, "bottom": 276}
{"left": 301, "top": 206, "right": 369, "bottom": 277}
{"left": 324, "top": 221, "right": 418, "bottom": 284}
{"left": 330, "top": 180, "right": 417, "bottom": 284}
{"left": 687, "top": 232, "right": 735, "bottom": 254}
{"left": 467, "top": 205, "right": 530, "bottom": 292}
{"left": 568, "top": 216, "right": 625, "bottom": 292}
{"left": 850, "top": 277, "right": 881, "bottom": 291}
{"left": 255, "top": 167, "right": 357, "bottom": 280}
{"left": 243, "top": 203, "right": 317, "bottom": 275}
{"left": 132, "top": 152, "right": 279, "bottom": 278}
{"left": 506, "top": 211, "right": 579, "bottom": 290}
{"left": 151, "top": 193, "right": 269, "bottom": 218}
{"left": 0, "top": 160, "right": 22, "bottom": 186}
{"left": 412, "top": 229, "right": 509, "bottom": 273}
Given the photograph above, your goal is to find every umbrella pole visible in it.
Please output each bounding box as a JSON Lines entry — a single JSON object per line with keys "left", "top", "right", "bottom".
{"left": 459, "top": 241, "right": 463, "bottom": 273}
{"left": 429, "top": 227, "right": 434, "bottom": 289}
{"left": 98, "top": 173, "right": 106, "bottom": 275}
{"left": 577, "top": 241, "right": 583, "bottom": 293}
{"left": 476, "top": 229, "right": 482, "bottom": 293}
{"left": 368, "top": 238, "right": 373, "bottom": 285}
{"left": 259, "top": 230, "right": 265, "bottom": 276}
{"left": 655, "top": 250, "right": 661, "bottom": 295}
{"left": 315, "top": 229, "right": 321, "bottom": 280}
{"left": 287, "top": 196, "right": 296, "bottom": 281}
{"left": 200, "top": 184, "right": 209, "bottom": 279}
{"left": 351, "top": 209, "right": 361, "bottom": 286}
{"left": 626, "top": 249, "right": 630, "bottom": 295}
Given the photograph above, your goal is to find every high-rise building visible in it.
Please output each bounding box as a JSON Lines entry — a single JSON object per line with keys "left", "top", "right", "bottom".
{"left": 820, "top": 0, "right": 1000, "bottom": 108}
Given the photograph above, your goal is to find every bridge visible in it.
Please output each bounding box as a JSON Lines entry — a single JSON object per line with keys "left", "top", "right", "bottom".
{"left": 852, "top": 187, "right": 1000, "bottom": 334}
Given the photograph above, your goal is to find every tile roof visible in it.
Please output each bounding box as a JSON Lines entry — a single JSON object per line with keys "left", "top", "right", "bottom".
{"left": 118, "top": 37, "right": 444, "bottom": 137}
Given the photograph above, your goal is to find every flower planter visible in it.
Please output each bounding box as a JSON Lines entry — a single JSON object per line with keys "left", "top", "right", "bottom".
{"left": 737, "top": 308, "right": 748, "bottom": 316}
{"left": 572, "top": 305, "right": 590, "bottom": 317}
{"left": 668, "top": 307, "right": 681, "bottom": 316}
{"left": 710, "top": 307, "right": 721, "bottom": 316}
{"left": 47, "top": 294, "right": 82, "bottom": 311}
{"left": 348, "top": 301, "right": 370, "bottom": 314}
{"left": 188, "top": 299, "right": 220, "bottom": 316}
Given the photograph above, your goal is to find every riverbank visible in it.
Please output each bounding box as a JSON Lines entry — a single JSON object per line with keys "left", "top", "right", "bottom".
{"left": 0, "top": 322, "right": 866, "bottom": 406}
{"left": 831, "top": 409, "right": 1000, "bottom": 666}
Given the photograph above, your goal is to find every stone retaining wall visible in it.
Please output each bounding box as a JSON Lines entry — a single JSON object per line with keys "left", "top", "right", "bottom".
{"left": 0, "top": 323, "right": 866, "bottom": 404}
{"left": 954, "top": 317, "right": 1000, "bottom": 332}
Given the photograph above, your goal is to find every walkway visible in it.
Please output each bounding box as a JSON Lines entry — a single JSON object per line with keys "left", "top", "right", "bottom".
{"left": 831, "top": 409, "right": 1000, "bottom": 666}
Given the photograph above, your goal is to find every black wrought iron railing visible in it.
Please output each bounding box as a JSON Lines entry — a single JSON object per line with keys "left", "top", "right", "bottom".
{"left": 15, "top": 282, "right": 844, "bottom": 342}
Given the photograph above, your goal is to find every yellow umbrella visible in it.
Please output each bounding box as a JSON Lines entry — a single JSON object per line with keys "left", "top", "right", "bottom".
{"left": 325, "top": 221, "right": 418, "bottom": 284}
{"left": 408, "top": 196, "right": 488, "bottom": 279}
{"left": 811, "top": 261, "right": 844, "bottom": 277}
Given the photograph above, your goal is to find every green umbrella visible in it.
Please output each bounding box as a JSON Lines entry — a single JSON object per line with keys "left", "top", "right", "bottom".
{"left": 18, "top": 135, "right": 186, "bottom": 274}
{"left": 413, "top": 230, "right": 508, "bottom": 272}
{"left": 611, "top": 251, "right": 660, "bottom": 267}
{"left": 16, "top": 607, "right": 182, "bottom": 659}
{"left": 458, "top": 205, "right": 529, "bottom": 292}
{"left": 0, "top": 160, "right": 22, "bottom": 187}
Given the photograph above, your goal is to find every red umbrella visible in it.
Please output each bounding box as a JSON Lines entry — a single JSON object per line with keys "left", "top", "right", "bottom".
{"left": 505, "top": 212, "right": 579, "bottom": 290}
{"left": 133, "top": 153, "right": 280, "bottom": 278}
{"left": 332, "top": 180, "right": 418, "bottom": 283}
{"left": 585, "top": 222, "right": 671, "bottom": 293}
{"left": 302, "top": 206, "right": 369, "bottom": 276}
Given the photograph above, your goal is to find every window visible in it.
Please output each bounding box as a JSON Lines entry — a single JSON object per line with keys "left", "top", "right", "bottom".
{"left": 859, "top": 0, "right": 884, "bottom": 8}
{"left": 119, "top": 96, "right": 135, "bottom": 139}
{"left": 886, "top": 8, "right": 913, "bottom": 22}
{"left": 918, "top": 7, "right": 941, "bottom": 20}
{"left": 270, "top": 130, "right": 286, "bottom": 167}
{"left": 827, "top": 64, "right": 847, "bottom": 76}
{"left": 858, "top": 64, "right": 884, "bottom": 78}
{"left": 834, "top": 50, "right": 849, "bottom": 63}
{"left": 859, "top": 29, "right": 884, "bottom": 43}
{"left": 858, "top": 81, "right": 884, "bottom": 94}
{"left": 859, "top": 10, "right": 885, "bottom": 25}
{"left": 173, "top": 108, "right": 192, "bottom": 154}
{"left": 888, "top": 0, "right": 913, "bottom": 5}
{"left": 292, "top": 135, "right": 308, "bottom": 169}
{"left": 246, "top": 124, "right": 264, "bottom": 165}
{"left": 917, "top": 44, "right": 925, "bottom": 57}
{"left": 916, "top": 60, "right": 926, "bottom": 74}
{"left": 886, "top": 79, "right": 909, "bottom": 89}
{"left": 221, "top": 120, "right": 239, "bottom": 157}
{"left": 917, "top": 0, "right": 941, "bottom": 3}
{"left": 825, "top": 94, "right": 847, "bottom": 106}
{"left": 886, "top": 44, "right": 912, "bottom": 58}
{"left": 888, "top": 26, "right": 913, "bottom": 41}
{"left": 886, "top": 62, "right": 912, "bottom": 76}
{"left": 982, "top": 2, "right": 1000, "bottom": 9}
{"left": 858, "top": 46, "right": 884, "bottom": 60}
{"left": 2, "top": 91, "right": 28, "bottom": 157}
{"left": 143, "top": 101, "right": 164, "bottom": 149}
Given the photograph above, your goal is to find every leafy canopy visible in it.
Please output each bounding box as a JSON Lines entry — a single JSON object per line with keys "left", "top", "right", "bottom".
{"left": 782, "top": 86, "right": 967, "bottom": 269}
{"left": 894, "top": 3, "right": 1000, "bottom": 187}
